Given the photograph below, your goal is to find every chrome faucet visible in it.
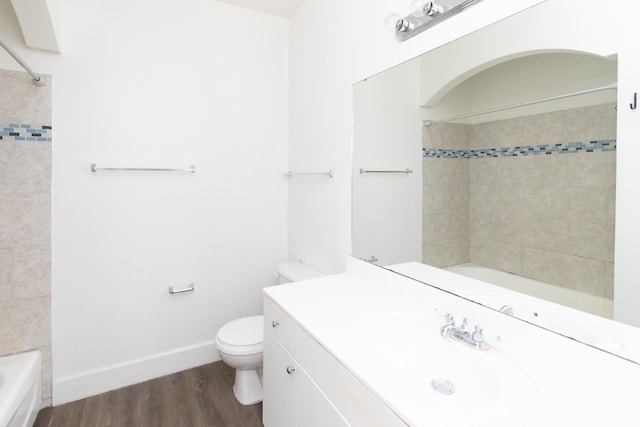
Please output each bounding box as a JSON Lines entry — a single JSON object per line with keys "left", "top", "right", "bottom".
{"left": 440, "top": 313, "right": 489, "bottom": 351}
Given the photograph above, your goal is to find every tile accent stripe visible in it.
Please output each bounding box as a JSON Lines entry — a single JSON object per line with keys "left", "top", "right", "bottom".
{"left": 423, "top": 139, "right": 616, "bottom": 158}
{"left": 0, "top": 124, "right": 53, "bottom": 142}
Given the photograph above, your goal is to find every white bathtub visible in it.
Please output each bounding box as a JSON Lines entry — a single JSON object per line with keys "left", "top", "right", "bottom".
{"left": 446, "top": 262, "right": 613, "bottom": 319}
{"left": 0, "top": 351, "right": 41, "bottom": 427}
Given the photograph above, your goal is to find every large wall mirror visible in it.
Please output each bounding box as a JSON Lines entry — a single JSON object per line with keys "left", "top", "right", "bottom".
{"left": 353, "top": 1, "right": 640, "bottom": 363}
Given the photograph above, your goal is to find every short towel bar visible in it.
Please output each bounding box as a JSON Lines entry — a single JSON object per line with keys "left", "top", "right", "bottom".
{"left": 169, "top": 283, "right": 195, "bottom": 295}
{"left": 91, "top": 164, "right": 196, "bottom": 173}
{"left": 359, "top": 168, "right": 413, "bottom": 174}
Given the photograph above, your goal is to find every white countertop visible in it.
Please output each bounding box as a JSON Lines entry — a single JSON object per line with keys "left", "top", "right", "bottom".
{"left": 264, "top": 258, "right": 640, "bottom": 426}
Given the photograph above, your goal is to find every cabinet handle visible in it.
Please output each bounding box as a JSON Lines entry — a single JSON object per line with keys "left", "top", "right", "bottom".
{"left": 286, "top": 365, "right": 296, "bottom": 375}
{"left": 272, "top": 320, "right": 280, "bottom": 328}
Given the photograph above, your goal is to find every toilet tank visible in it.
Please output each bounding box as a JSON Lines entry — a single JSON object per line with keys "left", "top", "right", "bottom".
{"left": 277, "top": 261, "right": 323, "bottom": 284}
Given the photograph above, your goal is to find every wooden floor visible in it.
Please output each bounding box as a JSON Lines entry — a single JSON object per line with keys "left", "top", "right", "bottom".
{"left": 34, "top": 361, "right": 263, "bottom": 427}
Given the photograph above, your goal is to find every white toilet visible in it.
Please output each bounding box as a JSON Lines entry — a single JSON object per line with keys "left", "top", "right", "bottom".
{"left": 215, "top": 261, "right": 323, "bottom": 405}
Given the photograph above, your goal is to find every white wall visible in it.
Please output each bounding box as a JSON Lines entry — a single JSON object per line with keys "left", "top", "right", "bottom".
{"left": 288, "top": 0, "right": 640, "bottom": 327}
{"left": 2, "top": 0, "right": 289, "bottom": 404}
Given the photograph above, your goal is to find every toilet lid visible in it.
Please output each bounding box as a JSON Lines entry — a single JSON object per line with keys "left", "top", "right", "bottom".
{"left": 217, "top": 315, "right": 264, "bottom": 347}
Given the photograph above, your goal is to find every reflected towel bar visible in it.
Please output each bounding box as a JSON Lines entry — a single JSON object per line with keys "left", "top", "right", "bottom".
{"left": 169, "top": 283, "right": 195, "bottom": 295}
{"left": 284, "top": 169, "right": 335, "bottom": 178}
{"left": 91, "top": 164, "right": 196, "bottom": 173}
{"left": 360, "top": 168, "right": 413, "bottom": 174}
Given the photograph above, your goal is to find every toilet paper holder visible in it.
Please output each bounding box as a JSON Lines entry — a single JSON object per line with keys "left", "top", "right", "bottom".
{"left": 169, "top": 283, "right": 195, "bottom": 295}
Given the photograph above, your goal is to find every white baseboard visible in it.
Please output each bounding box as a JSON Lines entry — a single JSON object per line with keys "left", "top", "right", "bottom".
{"left": 52, "top": 340, "right": 220, "bottom": 406}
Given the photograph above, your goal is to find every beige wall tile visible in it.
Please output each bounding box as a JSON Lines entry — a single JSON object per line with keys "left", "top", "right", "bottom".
{"left": 565, "top": 187, "right": 610, "bottom": 225}
{"left": 568, "top": 151, "right": 616, "bottom": 189}
{"left": 469, "top": 212, "right": 494, "bottom": 247}
{"left": 423, "top": 122, "right": 470, "bottom": 150}
{"left": 521, "top": 185, "right": 569, "bottom": 220}
{"left": 604, "top": 262, "right": 614, "bottom": 300}
{"left": 1, "top": 68, "right": 52, "bottom": 407}
{"left": 470, "top": 240, "right": 494, "bottom": 267}
{"left": 12, "top": 244, "right": 51, "bottom": 299}
{"left": 469, "top": 183, "right": 525, "bottom": 217}
{"left": 567, "top": 222, "right": 615, "bottom": 262}
{"left": 5, "top": 195, "right": 51, "bottom": 245}
{"left": 0, "top": 296, "right": 50, "bottom": 353}
{"left": 41, "top": 346, "right": 52, "bottom": 405}
{"left": 469, "top": 157, "right": 497, "bottom": 186}
{"left": 0, "top": 70, "right": 52, "bottom": 125}
{"left": 604, "top": 190, "right": 616, "bottom": 226}
{"left": 522, "top": 248, "right": 567, "bottom": 286}
{"left": 423, "top": 210, "right": 469, "bottom": 244}
{"left": 0, "top": 143, "right": 11, "bottom": 196}
{"left": 562, "top": 256, "right": 606, "bottom": 296}
{"left": 423, "top": 158, "right": 468, "bottom": 187}
{"left": 0, "top": 248, "right": 12, "bottom": 300}
{"left": 0, "top": 196, "right": 9, "bottom": 243}
{"left": 422, "top": 238, "right": 469, "bottom": 268}
{"left": 9, "top": 143, "right": 52, "bottom": 197}
{"left": 526, "top": 219, "right": 569, "bottom": 253}
{"left": 494, "top": 156, "right": 528, "bottom": 188}
{"left": 469, "top": 183, "right": 492, "bottom": 214}
{"left": 491, "top": 241, "right": 524, "bottom": 275}
{"left": 493, "top": 213, "right": 529, "bottom": 247}
{"left": 560, "top": 103, "right": 616, "bottom": 142}
{"left": 526, "top": 155, "right": 569, "bottom": 187}
{"left": 423, "top": 184, "right": 468, "bottom": 214}
{"left": 471, "top": 118, "right": 519, "bottom": 149}
{"left": 425, "top": 102, "right": 616, "bottom": 302}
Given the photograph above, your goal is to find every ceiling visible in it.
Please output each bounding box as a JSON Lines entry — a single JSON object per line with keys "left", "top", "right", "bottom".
{"left": 218, "top": 0, "right": 305, "bottom": 18}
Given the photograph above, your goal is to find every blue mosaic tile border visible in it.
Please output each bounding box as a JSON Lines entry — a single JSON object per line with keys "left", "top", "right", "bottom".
{"left": 423, "top": 139, "right": 616, "bottom": 159}
{"left": 0, "top": 124, "right": 52, "bottom": 142}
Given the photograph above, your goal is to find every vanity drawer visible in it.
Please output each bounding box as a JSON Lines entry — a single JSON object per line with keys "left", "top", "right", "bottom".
{"left": 264, "top": 296, "right": 298, "bottom": 357}
{"left": 298, "top": 328, "right": 408, "bottom": 427}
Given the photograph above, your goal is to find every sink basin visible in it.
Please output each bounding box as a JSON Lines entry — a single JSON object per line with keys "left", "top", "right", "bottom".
{"left": 351, "top": 312, "right": 539, "bottom": 426}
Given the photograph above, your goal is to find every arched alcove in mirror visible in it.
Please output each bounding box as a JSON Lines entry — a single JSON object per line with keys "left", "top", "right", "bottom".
{"left": 351, "top": 1, "right": 640, "bottom": 363}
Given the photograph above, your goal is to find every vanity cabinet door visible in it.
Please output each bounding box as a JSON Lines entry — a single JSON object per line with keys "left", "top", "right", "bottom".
{"left": 263, "top": 315, "right": 349, "bottom": 427}
{"left": 297, "top": 367, "right": 349, "bottom": 427}
{"left": 262, "top": 299, "right": 349, "bottom": 427}
{"left": 263, "top": 333, "right": 349, "bottom": 427}
{"left": 263, "top": 329, "right": 297, "bottom": 427}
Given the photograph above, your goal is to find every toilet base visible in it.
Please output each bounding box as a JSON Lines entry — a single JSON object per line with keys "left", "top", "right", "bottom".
{"left": 233, "top": 368, "right": 263, "bottom": 405}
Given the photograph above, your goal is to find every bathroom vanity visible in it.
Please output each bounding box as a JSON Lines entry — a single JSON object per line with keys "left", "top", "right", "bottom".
{"left": 263, "top": 290, "right": 406, "bottom": 427}
{"left": 263, "top": 258, "right": 640, "bottom": 427}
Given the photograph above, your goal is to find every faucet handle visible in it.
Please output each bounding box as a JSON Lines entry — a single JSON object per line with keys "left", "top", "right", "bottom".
{"left": 471, "top": 325, "right": 484, "bottom": 343}
{"left": 460, "top": 317, "right": 469, "bottom": 332}
{"left": 444, "top": 312, "right": 455, "bottom": 325}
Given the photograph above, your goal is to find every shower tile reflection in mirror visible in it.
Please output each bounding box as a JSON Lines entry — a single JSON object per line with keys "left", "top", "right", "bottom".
{"left": 422, "top": 102, "right": 616, "bottom": 303}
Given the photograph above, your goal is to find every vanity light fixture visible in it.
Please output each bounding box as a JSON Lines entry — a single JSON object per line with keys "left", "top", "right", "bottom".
{"left": 386, "top": 0, "right": 485, "bottom": 42}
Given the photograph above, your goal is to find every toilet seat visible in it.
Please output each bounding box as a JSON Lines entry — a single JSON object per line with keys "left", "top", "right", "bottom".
{"left": 215, "top": 315, "right": 264, "bottom": 356}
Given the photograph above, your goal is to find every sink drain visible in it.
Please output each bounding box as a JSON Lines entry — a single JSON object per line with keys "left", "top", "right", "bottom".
{"left": 431, "top": 378, "right": 456, "bottom": 395}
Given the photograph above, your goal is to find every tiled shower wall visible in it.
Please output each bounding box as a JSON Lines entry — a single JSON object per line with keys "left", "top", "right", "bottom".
{"left": 423, "top": 103, "right": 616, "bottom": 299}
{"left": 0, "top": 69, "right": 52, "bottom": 405}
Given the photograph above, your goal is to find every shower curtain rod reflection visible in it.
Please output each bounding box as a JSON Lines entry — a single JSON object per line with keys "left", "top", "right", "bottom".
{"left": 0, "top": 38, "right": 46, "bottom": 86}
{"left": 423, "top": 83, "right": 617, "bottom": 126}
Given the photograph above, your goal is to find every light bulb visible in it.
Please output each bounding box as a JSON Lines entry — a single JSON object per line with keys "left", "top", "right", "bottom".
{"left": 384, "top": 13, "right": 403, "bottom": 32}
{"left": 409, "top": 0, "right": 428, "bottom": 17}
